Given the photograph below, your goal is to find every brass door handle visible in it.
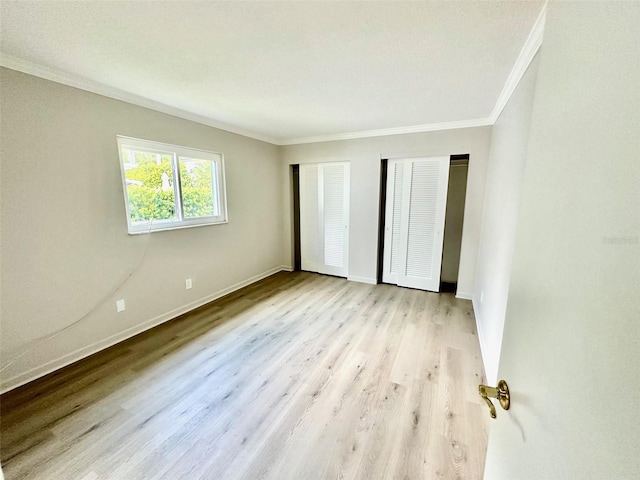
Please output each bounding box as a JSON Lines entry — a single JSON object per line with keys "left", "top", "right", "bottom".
{"left": 478, "top": 380, "right": 510, "bottom": 419}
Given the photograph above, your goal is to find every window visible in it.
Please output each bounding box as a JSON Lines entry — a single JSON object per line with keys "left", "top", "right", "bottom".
{"left": 117, "top": 136, "right": 227, "bottom": 234}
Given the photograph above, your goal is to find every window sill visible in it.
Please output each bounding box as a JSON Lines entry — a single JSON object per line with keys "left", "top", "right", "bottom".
{"left": 127, "top": 218, "right": 229, "bottom": 235}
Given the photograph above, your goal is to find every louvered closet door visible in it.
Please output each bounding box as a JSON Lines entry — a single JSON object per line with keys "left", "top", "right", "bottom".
{"left": 300, "top": 164, "right": 321, "bottom": 273}
{"left": 383, "top": 157, "right": 450, "bottom": 291}
{"left": 299, "top": 162, "right": 350, "bottom": 278}
{"left": 382, "top": 160, "right": 405, "bottom": 284}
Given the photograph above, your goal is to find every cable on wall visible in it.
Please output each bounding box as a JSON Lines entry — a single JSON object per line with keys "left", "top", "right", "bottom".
{"left": 0, "top": 221, "right": 154, "bottom": 374}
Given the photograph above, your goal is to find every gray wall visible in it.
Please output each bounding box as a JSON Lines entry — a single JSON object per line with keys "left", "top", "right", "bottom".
{"left": 485, "top": 2, "right": 640, "bottom": 477}
{"left": 0, "top": 68, "right": 284, "bottom": 391}
{"left": 473, "top": 55, "right": 540, "bottom": 384}
{"left": 281, "top": 127, "right": 493, "bottom": 295}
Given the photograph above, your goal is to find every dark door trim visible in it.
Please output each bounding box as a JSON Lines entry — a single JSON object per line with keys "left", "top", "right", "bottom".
{"left": 292, "top": 165, "right": 301, "bottom": 271}
{"left": 376, "top": 159, "right": 388, "bottom": 284}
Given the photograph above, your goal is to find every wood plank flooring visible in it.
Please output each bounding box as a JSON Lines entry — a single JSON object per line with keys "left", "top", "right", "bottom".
{"left": 0, "top": 272, "right": 489, "bottom": 480}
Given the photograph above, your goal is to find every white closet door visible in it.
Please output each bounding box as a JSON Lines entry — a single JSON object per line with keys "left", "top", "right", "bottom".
{"left": 299, "top": 162, "right": 350, "bottom": 278}
{"left": 300, "top": 164, "right": 321, "bottom": 273}
{"left": 319, "top": 163, "right": 350, "bottom": 277}
{"left": 382, "top": 160, "right": 405, "bottom": 284}
{"left": 383, "top": 157, "right": 450, "bottom": 291}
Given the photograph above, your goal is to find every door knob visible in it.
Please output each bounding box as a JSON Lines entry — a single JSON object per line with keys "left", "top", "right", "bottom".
{"left": 478, "top": 380, "right": 510, "bottom": 418}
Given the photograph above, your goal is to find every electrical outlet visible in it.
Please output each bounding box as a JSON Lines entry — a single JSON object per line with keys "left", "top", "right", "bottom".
{"left": 116, "top": 299, "right": 126, "bottom": 312}
{"left": 185, "top": 278, "right": 192, "bottom": 290}
{"left": 480, "top": 291, "right": 484, "bottom": 303}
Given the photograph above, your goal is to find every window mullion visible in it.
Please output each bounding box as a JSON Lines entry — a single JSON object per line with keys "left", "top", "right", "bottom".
{"left": 172, "top": 154, "right": 184, "bottom": 221}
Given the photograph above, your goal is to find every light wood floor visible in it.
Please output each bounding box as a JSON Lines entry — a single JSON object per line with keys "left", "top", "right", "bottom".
{"left": 1, "top": 272, "right": 489, "bottom": 480}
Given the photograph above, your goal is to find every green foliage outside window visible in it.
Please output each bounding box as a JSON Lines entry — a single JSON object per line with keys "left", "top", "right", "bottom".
{"left": 125, "top": 152, "right": 216, "bottom": 223}
{"left": 127, "top": 187, "right": 176, "bottom": 222}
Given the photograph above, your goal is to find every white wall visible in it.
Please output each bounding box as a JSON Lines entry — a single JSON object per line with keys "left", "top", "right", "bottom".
{"left": 473, "top": 55, "right": 540, "bottom": 385}
{"left": 281, "top": 127, "right": 492, "bottom": 294}
{"left": 0, "top": 68, "right": 284, "bottom": 392}
{"left": 485, "top": 2, "right": 640, "bottom": 478}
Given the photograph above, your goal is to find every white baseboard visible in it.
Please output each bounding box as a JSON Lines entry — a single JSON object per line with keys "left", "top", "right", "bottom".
{"left": 347, "top": 275, "right": 377, "bottom": 285}
{"left": 0, "top": 265, "right": 289, "bottom": 394}
{"left": 281, "top": 265, "right": 294, "bottom": 272}
{"left": 455, "top": 290, "right": 473, "bottom": 300}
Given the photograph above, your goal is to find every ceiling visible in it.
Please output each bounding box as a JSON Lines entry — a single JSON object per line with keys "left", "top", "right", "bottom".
{"left": 0, "top": 1, "right": 545, "bottom": 144}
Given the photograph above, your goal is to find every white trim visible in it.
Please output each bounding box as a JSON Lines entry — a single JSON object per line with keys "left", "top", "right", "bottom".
{"left": 347, "top": 275, "right": 377, "bottom": 285}
{"left": 281, "top": 118, "right": 493, "bottom": 146}
{"left": 488, "top": 2, "right": 547, "bottom": 123}
{"left": 0, "top": 2, "right": 545, "bottom": 147}
{"left": 0, "top": 265, "right": 289, "bottom": 394}
{"left": 455, "top": 291, "right": 473, "bottom": 300}
{"left": 0, "top": 54, "right": 282, "bottom": 145}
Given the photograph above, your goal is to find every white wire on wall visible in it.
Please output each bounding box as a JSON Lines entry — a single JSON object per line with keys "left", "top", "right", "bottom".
{"left": 0, "top": 221, "right": 154, "bottom": 375}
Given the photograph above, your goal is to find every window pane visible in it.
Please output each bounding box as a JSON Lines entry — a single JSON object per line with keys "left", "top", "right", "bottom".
{"left": 179, "top": 157, "right": 218, "bottom": 218}
{"left": 122, "top": 148, "right": 177, "bottom": 223}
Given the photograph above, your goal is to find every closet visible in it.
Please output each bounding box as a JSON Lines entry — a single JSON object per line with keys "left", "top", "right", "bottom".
{"left": 299, "top": 162, "right": 350, "bottom": 277}
{"left": 382, "top": 156, "right": 450, "bottom": 291}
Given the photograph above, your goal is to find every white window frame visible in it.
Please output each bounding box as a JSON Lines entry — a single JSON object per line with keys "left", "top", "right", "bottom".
{"left": 117, "top": 136, "right": 228, "bottom": 234}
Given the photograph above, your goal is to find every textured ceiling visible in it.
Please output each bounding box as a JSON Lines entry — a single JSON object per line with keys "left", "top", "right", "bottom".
{"left": 0, "top": 1, "right": 545, "bottom": 143}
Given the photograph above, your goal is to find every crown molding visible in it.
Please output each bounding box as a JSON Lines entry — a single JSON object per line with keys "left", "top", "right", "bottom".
{"left": 489, "top": 1, "right": 547, "bottom": 123}
{"left": 280, "top": 2, "right": 546, "bottom": 146}
{"left": 280, "top": 117, "right": 494, "bottom": 146}
{"left": 0, "top": 53, "right": 283, "bottom": 145}
{"left": 1, "top": 2, "right": 545, "bottom": 147}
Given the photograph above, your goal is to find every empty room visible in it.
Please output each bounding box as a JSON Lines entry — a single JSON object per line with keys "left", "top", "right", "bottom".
{"left": 1, "top": 1, "right": 638, "bottom": 479}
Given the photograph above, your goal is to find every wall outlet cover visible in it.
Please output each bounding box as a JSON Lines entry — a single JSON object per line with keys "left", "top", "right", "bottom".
{"left": 116, "top": 299, "right": 126, "bottom": 312}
